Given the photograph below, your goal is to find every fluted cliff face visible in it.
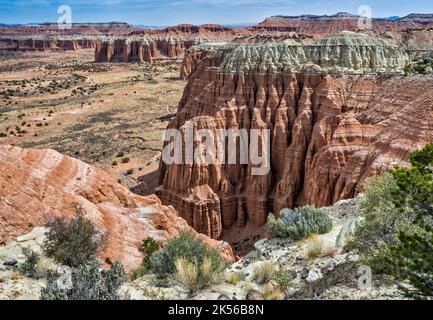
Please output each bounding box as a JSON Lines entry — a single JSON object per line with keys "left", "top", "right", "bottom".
{"left": 94, "top": 36, "right": 193, "bottom": 63}
{"left": 0, "top": 36, "right": 100, "bottom": 51}
{"left": 0, "top": 145, "right": 234, "bottom": 270}
{"left": 157, "top": 35, "right": 433, "bottom": 241}
{"left": 95, "top": 23, "right": 248, "bottom": 63}
{"left": 181, "top": 34, "right": 408, "bottom": 78}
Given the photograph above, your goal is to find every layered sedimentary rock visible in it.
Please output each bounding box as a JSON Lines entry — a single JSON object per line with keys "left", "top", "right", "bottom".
{"left": 0, "top": 22, "right": 134, "bottom": 36}
{"left": 0, "top": 35, "right": 101, "bottom": 51}
{"left": 0, "top": 22, "right": 134, "bottom": 52}
{"left": 94, "top": 36, "right": 191, "bottom": 63}
{"left": 256, "top": 12, "right": 433, "bottom": 34}
{"left": 0, "top": 145, "right": 234, "bottom": 270}
{"left": 95, "top": 24, "right": 247, "bottom": 63}
{"left": 157, "top": 34, "right": 433, "bottom": 241}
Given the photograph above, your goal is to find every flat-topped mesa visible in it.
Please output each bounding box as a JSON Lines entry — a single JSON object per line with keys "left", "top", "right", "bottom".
{"left": 94, "top": 35, "right": 198, "bottom": 63}
{"left": 181, "top": 34, "right": 408, "bottom": 79}
{"left": 94, "top": 24, "right": 251, "bottom": 63}
{"left": 157, "top": 34, "right": 431, "bottom": 242}
{"left": 255, "top": 12, "right": 433, "bottom": 33}
{"left": 0, "top": 35, "right": 108, "bottom": 51}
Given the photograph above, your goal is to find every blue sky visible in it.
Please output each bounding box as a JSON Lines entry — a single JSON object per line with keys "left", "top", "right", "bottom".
{"left": 0, "top": 0, "right": 432, "bottom": 25}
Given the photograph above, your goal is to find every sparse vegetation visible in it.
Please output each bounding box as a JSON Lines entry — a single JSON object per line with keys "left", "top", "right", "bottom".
{"left": 270, "top": 267, "right": 293, "bottom": 296}
{"left": 150, "top": 232, "right": 224, "bottom": 285}
{"left": 43, "top": 210, "right": 106, "bottom": 267}
{"left": 267, "top": 206, "right": 333, "bottom": 240}
{"left": 305, "top": 236, "right": 324, "bottom": 261}
{"left": 262, "top": 283, "right": 282, "bottom": 300}
{"left": 252, "top": 261, "right": 278, "bottom": 285}
{"left": 40, "top": 259, "right": 127, "bottom": 300}
{"left": 18, "top": 248, "right": 40, "bottom": 278}
{"left": 227, "top": 273, "right": 241, "bottom": 285}
{"left": 173, "top": 257, "right": 222, "bottom": 295}
{"left": 138, "top": 237, "right": 160, "bottom": 272}
{"left": 351, "top": 144, "right": 433, "bottom": 299}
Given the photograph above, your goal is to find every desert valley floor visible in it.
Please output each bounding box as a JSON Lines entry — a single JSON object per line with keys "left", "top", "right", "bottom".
{"left": 0, "top": 49, "right": 182, "bottom": 189}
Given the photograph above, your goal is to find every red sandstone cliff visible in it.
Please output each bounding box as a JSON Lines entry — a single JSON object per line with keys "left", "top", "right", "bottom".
{"left": 0, "top": 37, "right": 99, "bottom": 51}
{"left": 0, "top": 145, "right": 234, "bottom": 270}
{"left": 157, "top": 38, "right": 433, "bottom": 242}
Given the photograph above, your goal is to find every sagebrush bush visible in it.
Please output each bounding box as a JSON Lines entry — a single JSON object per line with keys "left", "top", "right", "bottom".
{"left": 267, "top": 205, "right": 333, "bottom": 240}
{"left": 150, "top": 232, "right": 223, "bottom": 278}
{"left": 43, "top": 211, "right": 106, "bottom": 267}
{"left": 18, "top": 248, "right": 40, "bottom": 278}
{"left": 173, "top": 257, "right": 222, "bottom": 295}
{"left": 40, "top": 259, "right": 127, "bottom": 300}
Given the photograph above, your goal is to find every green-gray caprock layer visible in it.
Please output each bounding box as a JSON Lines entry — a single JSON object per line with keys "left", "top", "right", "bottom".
{"left": 189, "top": 33, "right": 409, "bottom": 74}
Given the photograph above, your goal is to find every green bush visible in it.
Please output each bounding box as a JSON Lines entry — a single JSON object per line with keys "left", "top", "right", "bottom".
{"left": 18, "top": 248, "right": 40, "bottom": 278}
{"left": 267, "top": 205, "right": 333, "bottom": 240}
{"left": 351, "top": 144, "right": 433, "bottom": 298}
{"left": 348, "top": 173, "right": 415, "bottom": 271}
{"left": 150, "top": 232, "right": 223, "bottom": 278}
{"left": 138, "top": 237, "right": 160, "bottom": 271}
{"left": 271, "top": 267, "right": 293, "bottom": 296}
{"left": 43, "top": 211, "right": 106, "bottom": 267}
{"left": 40, "top": 259, "right": 127, "bottom": 300}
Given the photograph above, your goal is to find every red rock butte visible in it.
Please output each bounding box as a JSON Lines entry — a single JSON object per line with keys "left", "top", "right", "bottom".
{"left": 156, "top": 34, "right": 433, "bottom": 246}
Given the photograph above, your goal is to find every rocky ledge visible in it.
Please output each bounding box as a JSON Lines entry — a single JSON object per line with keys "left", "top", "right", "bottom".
{"left": 0, "top": 145, "right": 234, "bottom": 271}
{"left": 0, "top": 197, "right": 403, "bottom": 300}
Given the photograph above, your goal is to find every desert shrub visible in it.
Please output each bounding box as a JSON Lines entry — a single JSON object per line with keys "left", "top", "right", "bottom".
{"left": 138, "top": 237, "right": 160, "bottom": 271}
{"left": 351, "top": 144, "right": 433, "bottom": 298}
{"left": 43, "top": 211, "right": 106, "bottom": 267}
{"left": 262, "top": 283, "right": 282, "bottom": 300}
{"left": 348, "top": 173, "right": 414, "bottom": 271}
{"left": 0, "top": 132, "right": 6, "bottom": 137}
{"left": 267, "top": 206, "right": 333, "bottom": 240}
{"left": 121, "top": 157, "right": 130, "bottom": 164}
{"left": 150, "top": 232, "right": 223, "bottom": 279}
{"left": 227, "top": 273, "right": 241, "bottom": 285}
{"left": 305, "top": 237, "right": 324, "bottom": 260}
{"left": 18, "top": 248, "right": 40, "bottom": 278}
{"left": 126, "top": 168, "right": 134, "bottom": 175}
{"left": 252, "top": 261, "right": 278, "bottom": 285}
{"left": 40, "top": 259, "right": 127, "bottom": 300}
{"left": 270, "top": 267, "right": 293, "bottom": 296}
{"left": 173, "top": 257, "right": 222, "bottom": 295}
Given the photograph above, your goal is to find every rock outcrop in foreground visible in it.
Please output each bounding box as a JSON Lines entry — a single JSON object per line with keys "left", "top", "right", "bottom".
{"left": 157, "top": 34, "right": 433, "bottom": 241}
{"left": 0, "top": 145, "right": 234, "bottom": 270}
